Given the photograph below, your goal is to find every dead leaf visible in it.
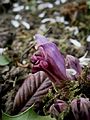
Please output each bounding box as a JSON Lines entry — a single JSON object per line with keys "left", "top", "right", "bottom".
{"left": 60, "top": 0, "right": 87, "bottom": 23}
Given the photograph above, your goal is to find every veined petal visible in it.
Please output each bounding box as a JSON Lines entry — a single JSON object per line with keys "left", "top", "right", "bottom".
{"left": 66, "top": 55, "right": 82, "bottom": 75}
{"left": 71, "top": 97, "right": 90, "bottom": 120}
{"left": 31, "top": 34, "right": 68, "bottom": 84}
{"left": 49, "top": 99, "right": 68, "bottom": 118}
{"left": 34, "top": 34, "right": 49, "bottom": 49}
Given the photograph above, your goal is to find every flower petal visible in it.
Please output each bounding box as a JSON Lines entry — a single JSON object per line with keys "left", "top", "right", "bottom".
{"left": 71, "top": 97, "right": 90, "bottom": 120}
{"left": 34, "top": 34, "right": 49, "bottom": 48}
{"left": 31, "top": 34, "right": 68, "bottom": 84}
{"left": 66, "top": 55, "right": 82, "bottom": 75}
{"left": 49, "top": 99, "right": 68, "bottom": 118}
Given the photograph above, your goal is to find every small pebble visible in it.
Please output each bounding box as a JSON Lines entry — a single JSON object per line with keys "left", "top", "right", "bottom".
{"left": 87, "top": 35, "right": 90, "bottom": 42}
{"left": 11, "top": 20, "right": 20, "bottom": 28}
{"left": 21, "top": 21, "right": 30, "bottom": 29}
{"left": 70, "top": 38, "right": 81, "bottom": 48}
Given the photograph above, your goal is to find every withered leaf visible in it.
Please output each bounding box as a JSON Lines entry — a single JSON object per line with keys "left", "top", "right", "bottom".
{"left": 13, "top": 71, "right": 52, "bottom": 113}
{"left": 60, "top": 0, "right": 87, "bottom": 23}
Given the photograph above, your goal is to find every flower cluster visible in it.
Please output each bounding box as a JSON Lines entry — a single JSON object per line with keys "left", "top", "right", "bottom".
{"left": 31, "top": 34, "right": 90, "bottom": 120}
{"left": 31, "top": 34, "right": 82, "bottom": 84}
{"left": 49, "top": 97, "right": 90, "bottom": 120}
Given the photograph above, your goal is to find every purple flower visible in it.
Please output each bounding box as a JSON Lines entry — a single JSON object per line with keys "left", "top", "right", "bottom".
{"left": 71, "top": 97, "right": 90, "bottom": 120}
{"left": 49, "top": 99, "right": 68, "bottom": 118}
{"left": 31, "top": 34, "right": 68, "bottom": 84}
{"left": 66, "top": 55, "right": 82, "bottom": 78}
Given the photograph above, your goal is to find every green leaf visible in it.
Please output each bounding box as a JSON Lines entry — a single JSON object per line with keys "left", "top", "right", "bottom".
{"left": 2, "top": 107, "right": 56, "bottom": 120}
{"left": 0, "top": 55, "right": 10, "bottom": 66}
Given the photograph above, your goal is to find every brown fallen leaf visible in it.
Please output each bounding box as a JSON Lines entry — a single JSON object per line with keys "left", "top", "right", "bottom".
{"left": 60, "top": 0, "right": 87, "bottom": 23}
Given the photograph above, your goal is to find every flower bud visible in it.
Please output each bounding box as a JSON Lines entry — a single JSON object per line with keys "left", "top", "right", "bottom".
{"left": 31, "top": 34, "right": 69, "bottom": 85}
{"left": 71, "top": 97, "right": 90, "bottom": 120}
{"left": 49, "top": 99, "right": 68, "bottom": 118}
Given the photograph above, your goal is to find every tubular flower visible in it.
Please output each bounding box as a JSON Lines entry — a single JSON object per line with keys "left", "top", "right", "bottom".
{"left": 49, "top": 99, "right": 68, "bottom": 118}
{"left": 66, "top": 55, "right": 82, "bottom": 74}
{"left": 31, "top": 34, "right": 69, "bottom": 84}
{"left": 71, "top": 97, "right": 90, "bottom": 120}
{"left": 66, "top": 55, "right": 82, "bottom": 75}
